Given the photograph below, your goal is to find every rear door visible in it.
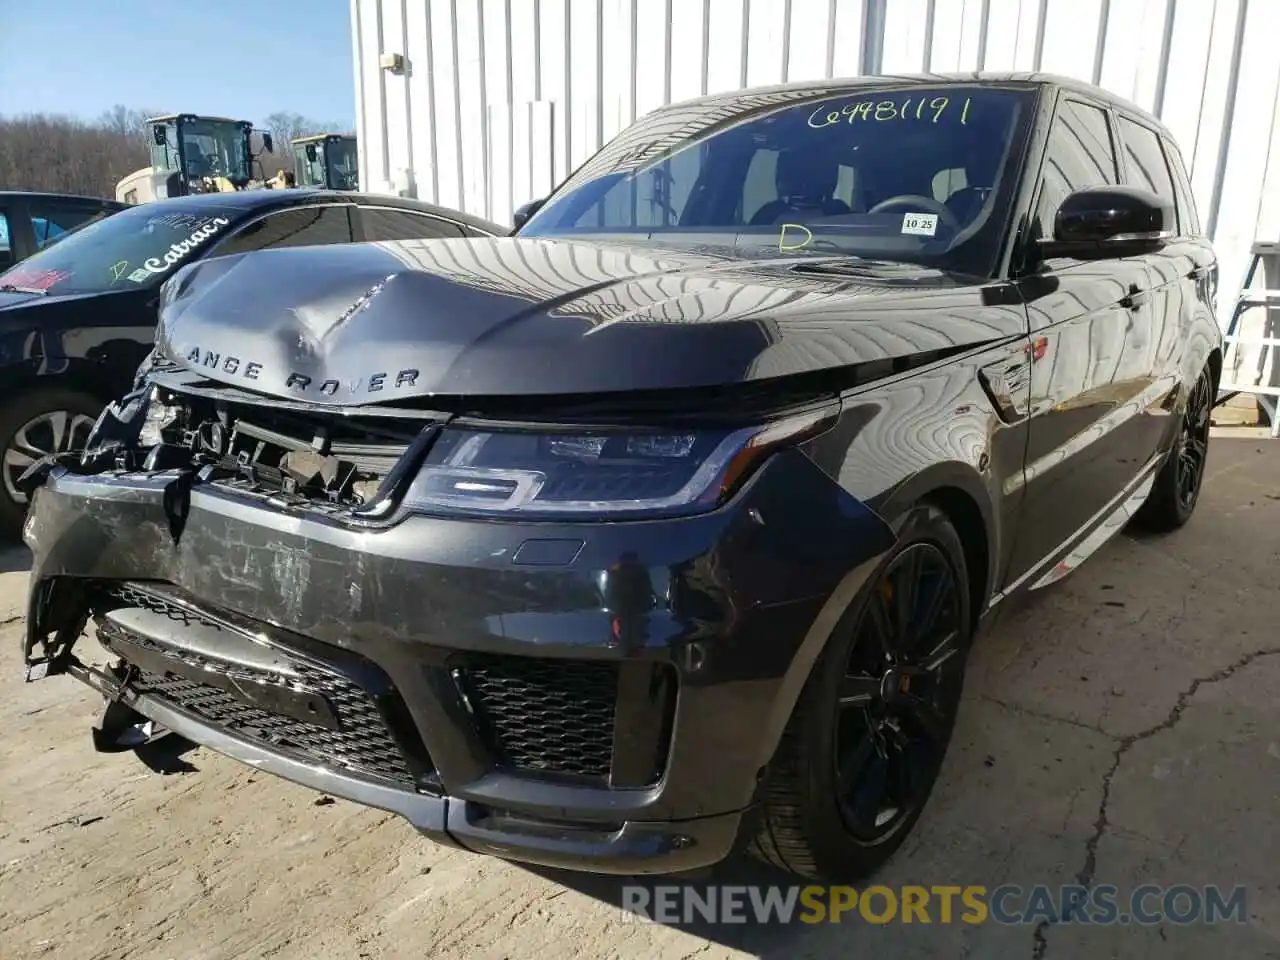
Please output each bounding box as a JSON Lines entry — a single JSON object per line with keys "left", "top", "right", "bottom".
{"left": 1113, "top": 114, "right": 1214, "bottom": 455}
{"left": 1007, "top": 94, "right": 1158, "bottom": 583}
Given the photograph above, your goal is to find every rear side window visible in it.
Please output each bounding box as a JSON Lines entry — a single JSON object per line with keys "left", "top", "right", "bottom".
{"left": 1033, "top": 99, "right": 1119, "bottom": 239}
{"left": 1163, "top": 137, "right": 1202, "bottom": 236}
{"left": 358, "top": 208, "right": 466, "bottom": 241}
{"left": 217, "top": 205, "right": 354, "bottom": 254}
{"left": 1117, "top": 117, "right": 1177, "bottom": 228}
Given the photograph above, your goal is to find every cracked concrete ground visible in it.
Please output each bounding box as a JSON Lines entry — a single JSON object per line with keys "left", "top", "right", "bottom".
{"left": 2, "top": 429, "right": 1279, "bottom": 959}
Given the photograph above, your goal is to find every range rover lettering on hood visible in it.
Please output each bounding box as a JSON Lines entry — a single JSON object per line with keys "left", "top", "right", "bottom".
{"left": 180, "top": 346, "right": 421, "bottom": 396}
{"left": 155, "top": 236, "right": 1023, "bottom": 404}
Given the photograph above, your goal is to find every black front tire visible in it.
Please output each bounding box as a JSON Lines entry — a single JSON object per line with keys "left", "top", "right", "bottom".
{"left": 1134, "top": 364, "right": 1213, "bottom": 533}
{"left": 0, "top": 386, "right": 104, "bottom": 540}
{"left": 748, "top": 502, "right": 972, "bottom": 881}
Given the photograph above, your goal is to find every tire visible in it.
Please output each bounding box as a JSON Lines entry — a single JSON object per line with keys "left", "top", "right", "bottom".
{"left": 0, "top": 387, "right": 104, "bottom": 539}
{"left": 748, "top": 502, "right": 972, "bottom": 881}
{"left": 1133, "top": 364, "right": 1213, "bottom": 533}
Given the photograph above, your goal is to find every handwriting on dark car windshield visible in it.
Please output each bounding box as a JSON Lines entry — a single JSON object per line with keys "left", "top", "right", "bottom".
{"left": 808, "top": 95, "right": 972, "bottom": 128}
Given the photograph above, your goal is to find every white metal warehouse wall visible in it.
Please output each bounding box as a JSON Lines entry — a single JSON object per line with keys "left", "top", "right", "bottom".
{"left": 351, "top": 0, "right": 1280, "bottom": 318}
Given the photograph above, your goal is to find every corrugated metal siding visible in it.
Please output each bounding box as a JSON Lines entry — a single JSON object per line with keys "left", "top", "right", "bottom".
{"left": 352, "top": 0, "right": 1280, "bottom": 319}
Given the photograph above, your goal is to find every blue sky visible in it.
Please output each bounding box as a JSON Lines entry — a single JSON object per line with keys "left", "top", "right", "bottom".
{"left": 0, "top": 0, "right": 355, "bottom": 127}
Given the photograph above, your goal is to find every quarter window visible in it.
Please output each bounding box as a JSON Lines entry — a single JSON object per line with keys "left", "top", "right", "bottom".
{"left": 1118, "top": 117, "right": 1177, "bottom": 229}
{"left": 1033, "top": 100, "right": 1118, "bottom": 239}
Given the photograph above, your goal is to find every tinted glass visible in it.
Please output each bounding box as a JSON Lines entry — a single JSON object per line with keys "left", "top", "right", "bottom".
{"left": 1034, "top": 100, "right": 1118, "bottom": 238}
{"left": 521, "top": 85, "right": 1034, "bottom": 277}
{"left": 1164, "top": 137, "right": 1201, "bottom": 235}
{"left": 216, "top": 206, "right": 354, "bottom": 255}
{"left": 1117, "top": 117, "right": 1177, "bottom": 227}
{"left": 0, "top": 203, "right": 238, "bottom": 295}
{"left": 360, "top": 208, "right": 464, "bottom": 241}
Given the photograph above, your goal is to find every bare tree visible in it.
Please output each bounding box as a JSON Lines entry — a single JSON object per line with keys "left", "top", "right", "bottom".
{"left": 0, "top": 113, "right": 147, "bottom": 196}
{"left": 0, "top": 107, "right": 353, "bottom": 197}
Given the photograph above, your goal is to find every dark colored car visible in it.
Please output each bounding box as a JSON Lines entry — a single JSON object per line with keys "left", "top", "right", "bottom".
{"left": 0, "top": 188, "right": 503, "bottom": 535}
{"left": 22, "top": 74, "right": 1220, "bottom": 882}
{"left": 0, "top": 191, "right": 126, "bottom": 270}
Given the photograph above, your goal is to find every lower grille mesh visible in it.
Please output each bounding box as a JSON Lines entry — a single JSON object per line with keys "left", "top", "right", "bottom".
{"left": 99, "top": 587, "right": 417, "bottom": 788}
{"left": 461, "top": 654, "right": 618, "bottom": 779}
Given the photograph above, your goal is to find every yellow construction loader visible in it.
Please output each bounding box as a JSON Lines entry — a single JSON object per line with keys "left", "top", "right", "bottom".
{"left": 291, "top": 134, "right": 359, "bottom": 191}
{"left": 115, "top": 114, "right": 279, "bottom": 203}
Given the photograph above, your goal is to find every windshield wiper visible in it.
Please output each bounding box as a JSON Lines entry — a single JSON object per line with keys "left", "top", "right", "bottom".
{"left": 0, "top": 284, "right": 50, "bottom": 295}
{"left": 789, "top": 257, "right": 918, "bottom": 277}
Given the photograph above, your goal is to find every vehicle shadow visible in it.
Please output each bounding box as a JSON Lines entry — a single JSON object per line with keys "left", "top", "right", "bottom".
{"left": 525, "top": 855, "right": 818, "bottom": 955}
{"left": 0, "top": 544, "right": 31, "bottom": 573}
{"left": 132, "top": 732, "right": 201, "bottom": 774}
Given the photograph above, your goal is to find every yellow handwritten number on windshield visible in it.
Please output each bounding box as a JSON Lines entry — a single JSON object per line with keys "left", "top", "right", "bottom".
{"left": 109, "top": 260, "right": 129, "bottom": 281}
{"left": 808, "top": 96, "right": 971, "bottom": 128}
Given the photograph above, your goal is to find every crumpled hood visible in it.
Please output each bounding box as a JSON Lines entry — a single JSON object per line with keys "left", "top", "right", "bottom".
{"left": 155, "top": 236, "right": 1021, "bottom": 405}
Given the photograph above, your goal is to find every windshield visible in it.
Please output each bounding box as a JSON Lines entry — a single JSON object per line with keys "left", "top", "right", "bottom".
{"left": 325, "top": 139, "right": 359, "bottom": 190}
{"left": 0, "top": 204, "right": 235, "bottom": 296}
{"left": 152, "top": 119, "right": 250, "bottom": 184}
{"left": 521, "top": 85, "right": 1033, "bottom": 277}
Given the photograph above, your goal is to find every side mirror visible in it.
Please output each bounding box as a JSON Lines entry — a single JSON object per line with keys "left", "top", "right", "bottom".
{"left": 151, "top": 124, "right": 167, "bottom": 146}
{"left": 1041, "top": 185, "right": 1172, "bottom": 258}
{"left": 305, "top": 143, "right": 318, "bottom": 162}
{"left": 512, "top": 198, "right": 546, "bottom": 231}
{"left": 262, "top": 133, "right": 274, "bottom": 154}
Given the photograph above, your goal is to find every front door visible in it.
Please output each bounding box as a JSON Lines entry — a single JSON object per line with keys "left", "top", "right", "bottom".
{"left": 1007, "top": 96, "right": 1161, "bottom": 584}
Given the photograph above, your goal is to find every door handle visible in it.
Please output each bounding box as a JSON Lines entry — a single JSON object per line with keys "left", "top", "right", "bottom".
{"left": 1119, "top": 284, "right": 1147, "bottom": 310}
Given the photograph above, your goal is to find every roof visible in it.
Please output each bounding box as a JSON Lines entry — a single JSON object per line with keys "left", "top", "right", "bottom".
{"left": 661, "top": 71, "right": 1170, "bottom": 136}
{"left": 292, "top": 134, "right": 356, "bottom": 144}
{"left": 0, "top": 190, "right": 126, "bottom": 207}
{"left": 108, "top": 188, "right": 506, "bottom": 234}
{"left": 146, "top": 114, "right": 249, "bottom": 125}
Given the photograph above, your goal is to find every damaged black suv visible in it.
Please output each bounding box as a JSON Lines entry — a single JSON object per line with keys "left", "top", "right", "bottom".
{"left": 22, "top": 74, "right": 1220, "bottom": 882}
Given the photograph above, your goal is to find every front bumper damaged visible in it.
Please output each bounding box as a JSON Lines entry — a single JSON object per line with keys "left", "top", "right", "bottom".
{"left": 23, "top": 447, "right": 895, "bottom": 875}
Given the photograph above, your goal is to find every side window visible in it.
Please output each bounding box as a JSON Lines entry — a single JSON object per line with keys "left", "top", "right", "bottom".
{"left": 26, "top": 202, "right": 112, "bottom": 249}
{"left": 1033, "top": 100, "right": 1119, "bottom": 239}
{"left": 359, "top": 208, "right": 465, "bottom": 241}
{"left": 742, "top": 149, "right": 779, "bottom": 222}
{"left": 216, "top": 206, "right": 354, "bottom": 255}
{"left": 1163, "top": 136, "right": 1201, "bottom": 236}
{"left": 0, "top": 210, "right": 13, "bottom": 270}
{"left": 1117, "top": 117, "right": 1177, "bottom": 230}
{"left": 569, "top": 144, "right": 704, "bottom": 228}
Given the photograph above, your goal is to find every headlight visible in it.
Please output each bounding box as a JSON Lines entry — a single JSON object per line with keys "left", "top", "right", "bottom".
{"left": 402, "top": 406, "right": 836, "bottom": 520}
{"left": 137, "top": 388, "right": 181, "bottom": 447}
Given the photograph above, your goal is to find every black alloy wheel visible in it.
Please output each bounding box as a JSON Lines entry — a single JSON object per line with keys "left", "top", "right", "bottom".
{"left": 749, "top": 503, "right": 972, "bottom": 881}
{"left": 1135, "top": 363, "right": 1214, "bottom": 532}
{"left": 833, "top": 542, "right": 965, "bottom": 844}
{"left": 1176, "top": 368, "right": 1212, "bottom": 511}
